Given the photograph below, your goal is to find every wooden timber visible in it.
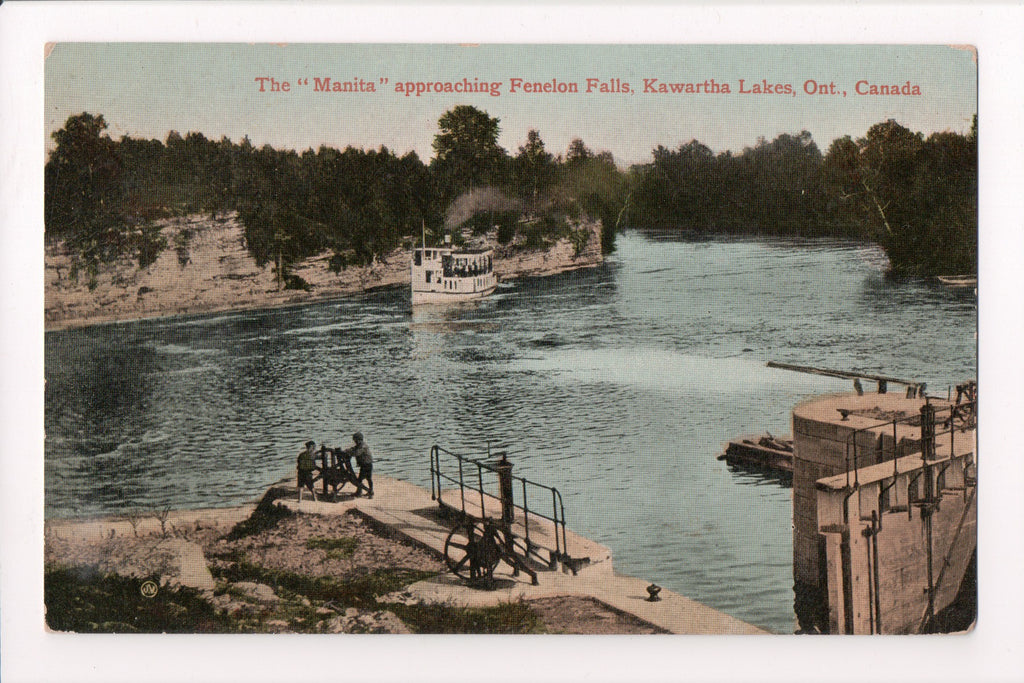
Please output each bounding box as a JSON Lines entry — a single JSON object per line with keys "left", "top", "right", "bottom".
{"left": 718, "top": 434, "right": 794, "bottom": 473}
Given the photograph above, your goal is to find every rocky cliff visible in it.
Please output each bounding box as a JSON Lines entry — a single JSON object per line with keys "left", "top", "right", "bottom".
{"left": 44, "top": 213, "right": 604, "bottom": 330}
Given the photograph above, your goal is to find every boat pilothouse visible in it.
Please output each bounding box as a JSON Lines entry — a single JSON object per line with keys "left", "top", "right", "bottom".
{"left": 411, "top": 245, "right": 497, "bottom": 305}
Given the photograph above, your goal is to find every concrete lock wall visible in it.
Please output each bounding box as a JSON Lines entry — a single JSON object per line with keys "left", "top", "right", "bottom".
{"left": 791, "top": 392, "right": 942, "bottom": 632}
{"left": 817, "top": 450, "right": 976, "bottom": 634}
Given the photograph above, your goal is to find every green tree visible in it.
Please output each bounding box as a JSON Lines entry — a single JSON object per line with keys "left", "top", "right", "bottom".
{"left": 820, "top": 119, "right": 976, "bottom": 275}
{"left": 431, "top": 105, "right": 507, "bottom": 206}
{"left": 855, "top": 120, "right": 924, "bottom": 244}
{"left": 233, "top": 143, "right": 321, "bottom": 287}
{"left": 513, "top": 129, "right": 556, "bottom": 203}
{"left": 565, "top": 138, "right": 592, "bottom": 165}
{"left": 628, "top": 140, "right": 716, "bottom": 229}
{"left": 740, "top": 131, "right": 824, "bottom": 234}
{"left": 45, "top": 113, "right": 146, "bottom": 284}
{"left": 908, "top": 130, "right": 977, "bottom": 274}
{"left": 628, "top": 131, "right": 836, "bottom": 237}
{"left": 819, "top": 135, "right": 867, "bottom": 234}
{"left": 554, "top": 142, "right": 627, "bottom": 254}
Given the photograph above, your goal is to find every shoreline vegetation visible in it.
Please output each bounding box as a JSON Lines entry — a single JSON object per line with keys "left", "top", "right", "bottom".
{"left": 45, "top": 107, "right": 976, "bottom": 330}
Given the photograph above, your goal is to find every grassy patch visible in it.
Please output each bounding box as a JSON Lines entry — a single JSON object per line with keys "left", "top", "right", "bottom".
{"left": 209, "top": 558, "right": 433, "bottom": 609}
{"left": 306, "top": 536, "right": 359, "bottom": 559}
{"left": 44, "top": 565, "right": 234, "bottom": 633}
{"left": 388, "top": 599, "right": 544, "bottom": 634}
{"left": 46, "top": 560, "right": 542, "bottom": 634}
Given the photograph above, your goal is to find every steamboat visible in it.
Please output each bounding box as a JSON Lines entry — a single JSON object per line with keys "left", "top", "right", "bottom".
{"left": 411, "top": 240, "right": 497, "bottom": 305}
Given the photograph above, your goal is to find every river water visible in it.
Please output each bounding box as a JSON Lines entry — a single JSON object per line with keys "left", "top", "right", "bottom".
{"left": 44, "top": 229, "right": 977, "bottom": 633}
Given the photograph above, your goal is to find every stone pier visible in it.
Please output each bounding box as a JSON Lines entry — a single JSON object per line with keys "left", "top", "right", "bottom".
{"left": 279, "top": 475, "right": 768, "bottom": 634}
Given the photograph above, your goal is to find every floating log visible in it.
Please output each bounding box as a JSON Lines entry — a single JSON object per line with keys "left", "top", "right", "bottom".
{"left": 718, "top": 434, "right": 794, "bottom": 474}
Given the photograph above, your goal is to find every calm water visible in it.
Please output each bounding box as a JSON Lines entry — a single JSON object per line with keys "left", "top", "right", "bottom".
{"left": 45, "top": 229, "right": 977, "bottom": 633}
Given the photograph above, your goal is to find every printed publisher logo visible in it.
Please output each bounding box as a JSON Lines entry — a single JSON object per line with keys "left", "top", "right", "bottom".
{"left": 140, "top": 580, "right": 159, "bottom": 598}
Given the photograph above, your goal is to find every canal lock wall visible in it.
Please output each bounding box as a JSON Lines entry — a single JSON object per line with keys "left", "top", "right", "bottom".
{"left": 791, "top": 392, "right": 977, "bottom": 634}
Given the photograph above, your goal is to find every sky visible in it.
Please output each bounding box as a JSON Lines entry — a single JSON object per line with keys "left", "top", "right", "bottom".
{"left": 45, "top": 43, "right": 977, "bottom": 166}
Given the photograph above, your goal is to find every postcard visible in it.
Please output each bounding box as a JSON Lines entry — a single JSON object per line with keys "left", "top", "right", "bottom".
{"left": 4, "top": 4, "right": 1022, "bottom": 683}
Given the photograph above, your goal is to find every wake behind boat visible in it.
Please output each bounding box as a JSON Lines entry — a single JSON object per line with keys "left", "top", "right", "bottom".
{"left": 411, "top": 244, "right": 497, "bottom": 305}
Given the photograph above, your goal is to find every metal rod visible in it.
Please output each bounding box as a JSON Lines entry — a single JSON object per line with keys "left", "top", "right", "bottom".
{"left": 430, "top": 446, "right": 437, "bottom": 500}
{"left": 871, "top": 510, "right": 882, "bottom": 634}
{"left": 921, "top": 402, "right": 936, "bottom": 462}
{"left": 841, "top": 532, "right": 854, "bottom": 634}
{"left": 868, "top": 528, "right": 876, "bottom": 634}
{"left": 551, "top": 488, "right": 561, "bottom": 558}
{"left": 559, "top": 495, "right": 568, "bottom": 559}
{"left": 877, "top": 479, "right": 896, "bottom": 531}
{"left": 924, "top": 501, "right": 935, "bottom": 630}
{"left": 767, "top": 361, "right": 922, "bottom": 389}
{"left": 478, "top": 465, "right": 485, "bottom": 517}
{"left": 521, "top": 479, "right": 530, "bottom": 548}
{"left": 457, "top": 456, "right": 466, "bottom": 515}
{"left": 950, "top": 410, "right": 956, "bottom": 457}
{"left": 841, "top": 486, "right": 857, "bottom": 526}
{"left": 893, "top": 422, "right": 899, "bottom": 475}
{"left": 845, "top": 441, "right": 851, "bottom": 489}
{"left": 853, "top": 435, "right": 859, "bottom": 488}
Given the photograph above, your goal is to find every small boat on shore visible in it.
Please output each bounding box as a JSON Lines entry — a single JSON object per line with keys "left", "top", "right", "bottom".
{"left": 411, "top": 244, "right": 497, "bottom": 305}
{"left": 718, "top": 434, "right": 794, "bottom": 474}
{"left": 936, "top": 275, "right": 977, "bottom": 288}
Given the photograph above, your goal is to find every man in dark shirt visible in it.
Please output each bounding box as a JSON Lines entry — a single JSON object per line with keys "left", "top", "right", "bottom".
{"left": 346, "top": 432, "right": 374, "bottom": 498}
{"left": 296, "top": 440, "right": 317, "bottom": 502}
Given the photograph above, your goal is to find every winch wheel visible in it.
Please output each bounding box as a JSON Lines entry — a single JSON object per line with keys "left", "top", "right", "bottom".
{"left": 444, "top": 521, "right": 501, "bottom": 582}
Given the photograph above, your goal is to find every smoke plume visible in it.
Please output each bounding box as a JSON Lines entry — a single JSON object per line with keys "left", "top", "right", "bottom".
{"left": 445, "top": 187, "right": 521, "bottom": 232}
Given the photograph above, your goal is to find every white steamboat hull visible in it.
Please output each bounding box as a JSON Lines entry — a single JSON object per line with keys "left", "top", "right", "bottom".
{"left": 411, "top": 282, "right": 497, "bottom": 305}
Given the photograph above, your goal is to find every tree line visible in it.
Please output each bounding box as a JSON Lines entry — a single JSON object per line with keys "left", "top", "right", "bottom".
{"left": 45, "top": 107, "right": 626, "bottom": 289}
{"left": 45, "top": 108, "right": 975, "bottom": 289}
{"left": 625, "top": 118, "right": 977, "bottom": 276}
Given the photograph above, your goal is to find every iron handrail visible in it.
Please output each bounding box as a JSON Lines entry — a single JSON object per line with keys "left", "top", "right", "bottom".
{"left": 843, "top": 397, "right": 976, "bottom": 488}
{"left": 430, "top": 444, "right": 570, "bottom": 563}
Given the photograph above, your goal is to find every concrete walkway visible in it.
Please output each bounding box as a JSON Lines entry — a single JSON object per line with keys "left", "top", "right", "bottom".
{"left": 278, "top": 475, "right": 768, "bottom": 635}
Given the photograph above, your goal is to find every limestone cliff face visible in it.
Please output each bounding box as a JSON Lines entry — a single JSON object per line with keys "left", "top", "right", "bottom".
{"left": 492, "top": 220, "right": 604, "bottom": 280}
{"left": 44, "top": 213, "right": 604, "bottom": 330}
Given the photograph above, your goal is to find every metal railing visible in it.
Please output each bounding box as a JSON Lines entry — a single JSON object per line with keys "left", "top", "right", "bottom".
{"left": 842, "top": 390, "right": 976, "bottom": 490}
{"left": 429, "top": 444, "right": 572, "bottom": 569}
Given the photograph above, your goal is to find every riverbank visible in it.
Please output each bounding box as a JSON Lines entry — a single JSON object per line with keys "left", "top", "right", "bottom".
{"left": 43, "top": 212, "right": 604, "bottom": 331}
{"left": 44, "top": 475, "right": 765, "bottom": 634}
